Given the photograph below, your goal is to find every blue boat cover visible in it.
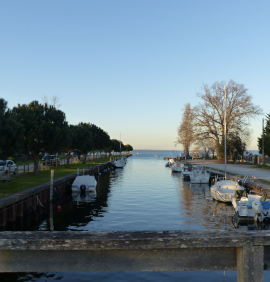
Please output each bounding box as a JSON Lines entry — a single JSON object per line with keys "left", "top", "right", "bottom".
{"left": 261, "top": 201, "right": 270, "bottom": 209}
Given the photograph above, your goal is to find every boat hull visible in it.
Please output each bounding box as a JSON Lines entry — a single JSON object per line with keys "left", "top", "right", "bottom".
{"left": 210, "top": 179, "right": 244, "bottom": 203}
{"left": 210, "top": 188, "right": 234, "bottom": 202}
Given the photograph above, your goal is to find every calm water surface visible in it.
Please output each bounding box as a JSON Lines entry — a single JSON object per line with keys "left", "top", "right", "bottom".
{"left": 3, "top": 150, "right": 266, "bottom": 281}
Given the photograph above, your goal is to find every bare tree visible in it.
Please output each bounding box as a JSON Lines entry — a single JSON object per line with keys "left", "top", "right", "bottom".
{"left": 51, "top": 96, "right": 61, "bottom": 108}
{"left": 194, "top": 138, "right": 216, "bottom": 158}
{"left": 192, "top": 80, "right": 262, "bottom": 161}
{"left": 176, "top": 103, "right": 194, "bottom": 155}
{"left": 42, "top": 96, "right": 61, "bottom": 108}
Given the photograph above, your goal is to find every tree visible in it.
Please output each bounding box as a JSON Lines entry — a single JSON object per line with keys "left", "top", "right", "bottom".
{"left": 176, "top": 103, "right": 193, "bottom": 155}
{"left": 13, "top": 101, "right": 68, "bottom": 175}
{"left": 258, "top": 113, "right": 270, "bottom": 156}
{"left": 61, "top": 125, "right": 75, "bottom": 167}
{"left": 194, "top": 138, "right": 216, "bottom": 159}
{"left": 72, "top": 123, "right": 94, "bottom": 164}
{"left": 111, "top": 139, "right": 124, "bottom": 155}
{"left": 0, "top": 99, "right": 23, "bottom": 159}
{"left": 124, "top": 144, "right": 133, "bottom": 152}
{"left": 192, "top": 80, "right": 262, "bottom": 161}
{"left": 89, "top": 124, "right": 111, "bottom": 154}
{"left": 227, "top": 132, "right": 246, "bottom": 161}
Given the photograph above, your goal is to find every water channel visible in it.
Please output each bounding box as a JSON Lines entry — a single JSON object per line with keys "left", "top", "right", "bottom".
{"left": 3, "top": 150, "right": 270, "bottom": 281}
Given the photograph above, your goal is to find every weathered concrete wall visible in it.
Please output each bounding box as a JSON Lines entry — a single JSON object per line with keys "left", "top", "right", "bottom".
{"left": 0, "top": 230, "right": 269, "bottom": 282}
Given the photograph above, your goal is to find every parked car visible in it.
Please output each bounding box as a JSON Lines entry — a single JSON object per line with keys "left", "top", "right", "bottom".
{"left": 42, "top": 155, "right": 60, "bottom": 166}
{"left": 0, "top": 160, "right": 17, "bottom": 175}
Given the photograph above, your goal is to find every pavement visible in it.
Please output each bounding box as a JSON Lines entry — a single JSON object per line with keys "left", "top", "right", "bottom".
{"left": 187, "top": 159, "right": 270, "bottom": 183}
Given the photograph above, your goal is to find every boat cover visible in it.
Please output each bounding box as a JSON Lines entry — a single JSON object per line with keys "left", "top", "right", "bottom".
{"left": 72, "top": 175, "right": 97, "bottom": 188}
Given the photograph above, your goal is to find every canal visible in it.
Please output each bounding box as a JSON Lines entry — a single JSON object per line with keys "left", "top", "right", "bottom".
{"left": 2, "top": 150, "right": 270, "bottom": 281}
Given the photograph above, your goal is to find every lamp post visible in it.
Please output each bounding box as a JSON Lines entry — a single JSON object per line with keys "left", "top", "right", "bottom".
{"left": 262, "top": 118, "right": 265, "bottom": 165}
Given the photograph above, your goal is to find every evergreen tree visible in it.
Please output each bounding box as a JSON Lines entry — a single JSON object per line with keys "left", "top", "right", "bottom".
{"left": 258, "top": 113, "right": 270, "bottom": 156}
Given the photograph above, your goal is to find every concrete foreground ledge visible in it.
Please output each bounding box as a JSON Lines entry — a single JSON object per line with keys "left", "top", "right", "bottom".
{"left": 0, "top": 230, "right": 269, "bottom": 281}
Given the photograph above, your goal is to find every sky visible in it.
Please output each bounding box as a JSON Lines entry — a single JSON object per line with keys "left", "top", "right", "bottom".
{"left": 1, "top": 1, "right": 269, "bottom": 151}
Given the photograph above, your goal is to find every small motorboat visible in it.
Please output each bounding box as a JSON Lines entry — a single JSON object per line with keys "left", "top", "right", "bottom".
{"left": 210, "top": 175, "right": 254, "bottom": 203}
{"left": 165, "top": 158, "right": 175, "bottom": 167}
{"left": 71, "top": 175, "right": 97, "bottom": 193}
{"left": 113, "top": 158, "right": 126, "bottom": 168}
{"left": 232, "top": 192, "right": 270, "bottom": 223}
{"left": 171, "top": 162, "right": 184, "bottom": 172}
{"left": 190, "top": 165, "right": 210, "bottom": 184}
{"left": 210, "top": 178, "right": 244, "bottom": 203}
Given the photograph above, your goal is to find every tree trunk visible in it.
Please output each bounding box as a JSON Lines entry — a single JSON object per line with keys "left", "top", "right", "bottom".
{"left": 82, "top": 154, "right": 86, "bottom": 164}
{"left": 33, "top": 152, "right": 39, "bottom": 175}
{"left": 217, "top": 143, "right": 224, "bottom": 162}
{"left": 66, "top": 151, "right": 70, "bottom": 167}
{"left": 184, "top": 146, "right": 189, "bottom": 156}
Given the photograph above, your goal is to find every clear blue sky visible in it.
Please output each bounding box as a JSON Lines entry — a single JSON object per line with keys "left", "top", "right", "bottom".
{"left": 1, "top": 1, "right": 269, "bottom": 150}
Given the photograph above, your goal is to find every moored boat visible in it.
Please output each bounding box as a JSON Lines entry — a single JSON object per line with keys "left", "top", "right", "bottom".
{"left": 71, "top": 175, "right": 97, "bottom": 193}
{"left": 189, "top": 165, "right": 210, "bottom": 184}
{"left": 171, "top": 162, "right": 184, "bottom": 172}
{"left": 210, "top": 178, "right": 244, "bottom": 203}
{"left": 232, "top": 192, "right": 270, "bottom": 223}
{"left": 113, "top": 158, "right": 126, "bottom": 168}
{"left": 182, "top": 165, "right": 192, "bottom": 181}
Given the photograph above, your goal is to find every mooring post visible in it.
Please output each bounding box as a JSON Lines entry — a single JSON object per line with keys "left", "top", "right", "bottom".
{"left": 237, "top": 245, "right": 264, "bottom": 282}
{"left": 50, "top": 170, "right": 54, "bottom": 232}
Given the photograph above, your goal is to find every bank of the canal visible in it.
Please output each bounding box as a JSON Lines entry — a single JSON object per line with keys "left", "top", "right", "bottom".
{"left": 0, "top": 160, "right": 116, "bottom": 230}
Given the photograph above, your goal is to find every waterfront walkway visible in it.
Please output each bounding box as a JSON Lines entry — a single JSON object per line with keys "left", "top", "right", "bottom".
{"left": 188, "top": 160, "right": 270, "bottom": 182}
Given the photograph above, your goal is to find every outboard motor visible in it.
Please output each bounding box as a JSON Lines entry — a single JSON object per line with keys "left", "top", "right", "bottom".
{"left": 252, "top": 201, "right": 263, "bottom": 222}
{"left": 80, "top": 184, "right": 86, "bottom": 197}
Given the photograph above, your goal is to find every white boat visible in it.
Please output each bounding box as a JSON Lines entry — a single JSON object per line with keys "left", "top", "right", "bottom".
{"left": 182, "top": 165, "right": 192, "bottom": 181}
{"left": 232, "top": 193, "right": 270, "bottom": 223}
{"left": 171, "top": 162, "right": 184, "bottom": 172}
{"left": 71, "top": 175, "right": 97, "bottom": 193}
{"left": 113, "top": 158, "right": 126, "bottom": 168}
{"left": 210, "top": 178, "right": 245, "bottom": 203}
{"left": 190, "top": 165, "right": 210, "bottom": 184}
{"left": 165, "top": 158, "right": 175, "bottom": 167}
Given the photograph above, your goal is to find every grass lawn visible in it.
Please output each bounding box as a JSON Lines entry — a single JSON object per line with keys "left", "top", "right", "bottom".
{"left": 0, "top": 157, "right": 112, "bottom": 198}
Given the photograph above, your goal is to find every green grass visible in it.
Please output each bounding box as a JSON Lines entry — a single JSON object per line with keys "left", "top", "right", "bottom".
{"left": 0, "top": 157, "right": 112, "bottom": 198}
{"left": 255, "top": 164, "right": 270, "bottom": 170}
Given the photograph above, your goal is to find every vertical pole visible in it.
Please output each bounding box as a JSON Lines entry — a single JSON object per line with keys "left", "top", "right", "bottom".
{"left": 50, "top": 170, "right": 54, "bottom": 232}
{"left": 120, "top": 133, "right": 121, "bottom": 156}
{"left": 77, "top": 168, "right": 79, "bottom": 176}
{"left": 237, "top": 245, "right": 264, "bottom": 282}
{"left": 262, "top": 118, "right": 265, "bottom": 165}
{"left": 224, "top": 83, "right": 227, "bottom": 179}
{"left": 50, "top": 170, "right": 54, "bottom": 202}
